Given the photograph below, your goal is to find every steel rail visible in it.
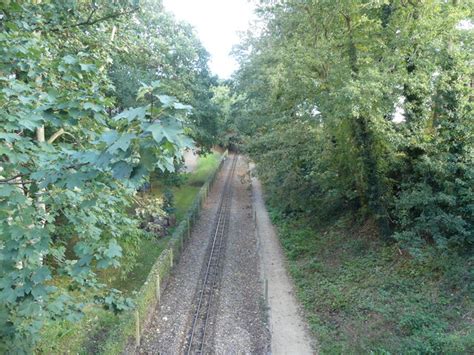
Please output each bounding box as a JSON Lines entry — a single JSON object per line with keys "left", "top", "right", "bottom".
{"left": 185, "top": 155, "right": 238, "bottom": 354}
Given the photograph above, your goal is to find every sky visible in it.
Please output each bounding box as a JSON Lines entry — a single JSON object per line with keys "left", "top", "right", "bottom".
{"left": 162, "top": 0, "right": 256, "bottom": 78}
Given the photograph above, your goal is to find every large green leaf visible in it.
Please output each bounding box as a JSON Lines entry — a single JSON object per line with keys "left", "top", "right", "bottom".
{"left": 112, "top": 106, "right": 147, "bottom": 123}
{"left": 107, "top": 133, "right": 136, "bottom": 154}
{"left": 157, "top": 94, "right": 176, "bottom": 108}
{"left": 145, "top": 122, "right": 165, "bottom": 142}
{"left": 111, "top": 161, "right": 133, "bottom": 179}
{"left": 104, "top": 239, "right": 122, "bottom": 259}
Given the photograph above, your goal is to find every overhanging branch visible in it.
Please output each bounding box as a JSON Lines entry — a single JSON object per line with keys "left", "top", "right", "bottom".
{"left": 50, "top": 7, "right": 139, "bottom": 32}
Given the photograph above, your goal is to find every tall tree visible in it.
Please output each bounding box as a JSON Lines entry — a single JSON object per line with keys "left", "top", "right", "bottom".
{"left": 0, "top": 0, "right": 216, "bottom": 351}
{"left": 233, "top": 0, "right": 473, "bottom": 250}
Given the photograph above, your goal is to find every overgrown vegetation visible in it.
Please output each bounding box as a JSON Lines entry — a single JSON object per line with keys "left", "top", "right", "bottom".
{"left": 152, "top": 152, "right": 222, "bottom": 221}
{"left": 229, "top": 0, "right": 473, "bottom": 352}
{"left": 271, "top": 211, "right": 473, "bottom": 353}
{"left": 35, "top": 152, "right": 221, "bottom": 353}
{"left": 0, "top": 0, "right": 219, "bottom": 352}
{"left": 232, "top": 0, "right": 473, "bottom": 254}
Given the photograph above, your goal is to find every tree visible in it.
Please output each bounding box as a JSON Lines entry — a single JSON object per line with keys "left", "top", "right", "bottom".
{"left": 0, "top": 1, "right": 208, "bottom": 351}
{"left": 233, "top": 0, "right": 473, "bottom": 252}
{"left": 108, "top": 0, "right": 218, "bottom": 150}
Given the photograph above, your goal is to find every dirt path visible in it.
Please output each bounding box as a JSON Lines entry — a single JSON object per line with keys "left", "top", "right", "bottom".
{"left": 183, "top": 149, "right": 198, "bottom": 173}
{"left": 251, "top": 166, "right": 315, "bottom": 355}
{"left": 139, "top": 155, "right": 269, "bottom": 354}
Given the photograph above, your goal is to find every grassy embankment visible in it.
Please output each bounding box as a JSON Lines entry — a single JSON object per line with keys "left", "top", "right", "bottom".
{"left": 269, "top": 209, "right": 473, "bottom": 353}
{"left": 37, "top": 152, "right": 221, "bottom": 353}
{"left": 109, "top": 151, "right": 221, "bottom": 292}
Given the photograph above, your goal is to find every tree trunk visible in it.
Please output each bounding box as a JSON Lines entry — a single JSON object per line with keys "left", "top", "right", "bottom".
{"left": 344, "top": 13, "right": 391, "bottom": 238}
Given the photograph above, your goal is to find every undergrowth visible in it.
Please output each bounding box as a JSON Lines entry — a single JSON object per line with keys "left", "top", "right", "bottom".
{"left": 269, "top": 210, "right": 473, "bottom": 354}
{"left": 36, "top": 152, "right": 221, "bottom": 353}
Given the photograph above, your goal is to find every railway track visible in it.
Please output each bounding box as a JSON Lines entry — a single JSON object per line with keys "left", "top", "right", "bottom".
{"left": 184, "top": 155, "right": 238, "bottom": 354}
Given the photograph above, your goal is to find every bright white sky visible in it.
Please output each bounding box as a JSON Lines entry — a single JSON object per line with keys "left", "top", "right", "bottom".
{"left": 162, "top": 0, "right": 256, "bottom": 78}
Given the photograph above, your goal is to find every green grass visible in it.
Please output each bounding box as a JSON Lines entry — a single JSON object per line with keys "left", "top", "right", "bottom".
{"left": 107, "top": 237, "right": 170, "bottom": 293}
{"left": 173, "top": 185, "right": 200, "bottom": 221}
{"left": 37, "top": 152, "right": 222, "bottom": 353}
{"left": 187, "top": 152, "right": 221, "bottom": 186}
{"left": 269, "top": 210, "right": 473, "bottom": 354}
{"left": 38, "top": 307, "right": 116, "bottom": 354}
{"left": 112, "top": 152, "right": 220, "bottom": 293}
{"left": 151, "top": 152, "right": 221, "bottom": 221}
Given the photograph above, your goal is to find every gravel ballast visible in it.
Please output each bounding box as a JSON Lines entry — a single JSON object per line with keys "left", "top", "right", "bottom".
{"left": 139, "top": 155, "right": 269, "bottom": 354}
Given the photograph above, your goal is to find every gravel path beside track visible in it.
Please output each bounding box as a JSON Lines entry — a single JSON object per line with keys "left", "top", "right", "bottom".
{"left": 251, "top": 164, "right": 315, "bottom": 354}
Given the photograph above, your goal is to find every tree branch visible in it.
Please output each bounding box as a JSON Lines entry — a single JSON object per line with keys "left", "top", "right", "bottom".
{"left": 47, "top": 128, "right": 65, "bottom": 144}
{"left": 0, "top": 162, "right": 88, "bottom": 184}
{"left": 0, "top": 174, "right": 26, "bottom": 183}
{"left": 47, "top": 128, "right": 85, "bottom": 148}
{"left": 50, "top": 7, "right": 138, "bottom": 32}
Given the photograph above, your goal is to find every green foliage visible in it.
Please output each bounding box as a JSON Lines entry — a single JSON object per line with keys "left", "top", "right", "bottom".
{"left": 234, "top": 2, "right": 473, "bottom": 351}
{"left": 394, "top": 153, "right": 474, "bottom": 255}
{"left": 35, "top": 154, "right": 220, "bottom": 354}
{"left": 151, "top": 152, "right": 221, "bottom": 222}
{"left": 234, "top": 0, "right": 474, "bottom": 254}
{"left": 186, "top": 152, "right": 222, "bottom": 186}
{"left": 248, "top": 120, "right": 341, "bottom": 217}
{"left": 108, "top": 0, "right": 219, "bottom": 150}
{"left": 0, "top": 0, "right": 217, "bottom": 351}
{"left": 134, "top": 195, "right": 168, "bottom": 236}
{"left": 97, "top": 288, "right": 134, "bottom": 315}
{"left": 212, "top": 83, "right": 243, "bottom": 149}
{"left": 163, "top": 189, "right": 175, "bottom": 215}
{"left": 270, "top": 211, "right": 473, "bottom": 354}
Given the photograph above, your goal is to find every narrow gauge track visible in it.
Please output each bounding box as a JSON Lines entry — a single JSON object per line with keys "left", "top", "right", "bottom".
{"left": 185, "top": 155, "right": 238, "bottom": 354}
